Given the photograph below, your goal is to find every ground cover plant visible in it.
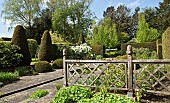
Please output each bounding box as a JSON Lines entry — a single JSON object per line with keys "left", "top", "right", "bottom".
{"left": 0, "top": 71, "right": 19, "bottom": 84}
{"left": 29, "top": 89, "right": 49, "bottom": 99}
{"left": 51, "top": 86, "right": 138, "bottom": 103}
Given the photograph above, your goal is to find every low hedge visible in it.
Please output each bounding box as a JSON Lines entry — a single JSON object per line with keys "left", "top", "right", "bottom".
{"left": 35, "top": 61, "right": 52, "bottom": 73}
{"left": 52, "top": 59, "right": 63, "bottom": 69}
{"left": 91, "top": 45, "right": 105, "bottom": 56}
{"left": 27, "top": 39, "right": 38, "bottom": 58}
{"left": 121, "top": 42, "right": 156, "bottom": 55}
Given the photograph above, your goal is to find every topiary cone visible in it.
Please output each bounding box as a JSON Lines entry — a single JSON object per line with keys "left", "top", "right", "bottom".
{"left": 12, "top": 25, "right": 31, "bottom": 66}
{"left": 38, "top": 30, "right": 53, "bottom": 62}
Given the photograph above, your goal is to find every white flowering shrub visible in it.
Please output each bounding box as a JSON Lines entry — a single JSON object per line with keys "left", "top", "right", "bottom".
{"left": 69, "top": 43, "right": 93, "bottom": 59}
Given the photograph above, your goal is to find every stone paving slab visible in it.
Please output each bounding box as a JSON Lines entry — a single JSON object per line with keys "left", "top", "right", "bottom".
{"left": 0, "top": 69, "right": 63, "bottom": 103}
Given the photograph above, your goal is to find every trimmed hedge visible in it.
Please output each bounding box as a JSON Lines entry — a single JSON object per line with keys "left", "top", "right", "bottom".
{"left": 52, "top": 43, "right": 71, "bottom": 59}
{"left": 0, "top": 41, "right": 23, "bottom": 68}
{"left": 91, "top": 45, "right": 105, "bottom": 56}
{"left": 121, "top": 42, "right": 156, "bottom": 55}
{"left": 38, "top": 30, "right": 53, "bottom": 62}
{"left": 28, "top": 39, "right": 38, "bottom": 58}
{"left": 52, "top": 59, "right": 63, "bottom": 69}
{"left": 162, "top": 27, "right": 170, "bottom": 59}
{"left": 35, "top": 61, "right": 52, "bottom": 73}
{"left": 12, "top": 25, "right": 31, "bottom": 66}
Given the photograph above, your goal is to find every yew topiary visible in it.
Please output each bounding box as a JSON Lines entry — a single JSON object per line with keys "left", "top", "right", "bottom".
{"left": 38, "top": 30, "right": 53, "bottom": 62}
{"left": 11, "top": 25, "right": 31, "bottom": 66}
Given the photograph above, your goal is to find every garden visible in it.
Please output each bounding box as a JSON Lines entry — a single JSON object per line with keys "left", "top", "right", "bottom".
{"left": 0, "top": 0, "right": 170, "bottom": 103}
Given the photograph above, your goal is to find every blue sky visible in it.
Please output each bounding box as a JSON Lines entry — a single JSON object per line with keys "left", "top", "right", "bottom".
{"left": 0, "top": 0, "right": 163, "bottom": 38}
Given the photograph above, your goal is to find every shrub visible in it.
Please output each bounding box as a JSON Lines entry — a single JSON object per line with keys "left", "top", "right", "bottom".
{"left": 51, "top": 86, "right": 93, "bottom": 103}
{"left": 30, "top": 89, "right": 49, "bottom": 99}
{"left": 27, "top": 39, "right": 38, "bottom": 58}
{"left": 52, "top": 43, "right": 71, "bottom": 59}
{"left": 156, "top": 39, "right": 162, "bottom": 59}
{"left": 38, "top": 30, "right": 54, "bottom": 62}
{"left": 69, "top": 43, "right": 93, "bottom": 59}
{"left": 0, "top": 41, "right": 23, "bottom": 68}
{"left": 15, "top": 66, "right": 38, "bottom": 76}
{"left": 0, "top": 38, "right": 4, "bottom": 41}
{"left": 35, "top": 61, "right": 52, "bottom": 73}
{"left": 91, "top": 45, "right": 105, "bottom": 56}
{"left": 11, "top": 25, "right": 31, "bottom": 66}
{"left": 0, "top": 71, "right": 19, "bottom": 83}
{"left": 52, "top": 59, "right": 63, "bottom": 69}
{"left": 121, "top": 42, "right": 156, "bottom": 55}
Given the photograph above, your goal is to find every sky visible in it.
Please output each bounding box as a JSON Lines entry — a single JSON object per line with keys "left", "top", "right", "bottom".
{"left": 0, "top": 0, "right": 163, "bottom": 38}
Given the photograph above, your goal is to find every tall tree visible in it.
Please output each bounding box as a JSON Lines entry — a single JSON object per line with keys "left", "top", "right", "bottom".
{"left": 51, "top": 0, "right": 93, "bottom": 43}
{"left": 136, "top": 13, "right": 160, "bottom": 43}
{"left": 103, "top": 5, "right": 132, "bottom": 36}
{"left": 1, "top": 0, "right": 43, "bottom": 38}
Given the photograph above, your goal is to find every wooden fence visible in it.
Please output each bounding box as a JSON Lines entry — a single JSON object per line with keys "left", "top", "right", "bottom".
{"left": 63, "top": 45, "right": 170, "bottom": 97}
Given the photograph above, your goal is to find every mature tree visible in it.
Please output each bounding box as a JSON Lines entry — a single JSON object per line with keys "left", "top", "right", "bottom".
{"left": 30, "top": 8, "right": 52, "bottom": 44}
{"left": 51, "top": 0, "right": 93, "bottom": 43}
{"left": 90, "top": 18, "right": 120, "bottom": 49}
{"left": 103, "top": 5, "right": 132, "bottom": 36}
{"left": 1, "top": 0, "right": 43, "bottom": 38}
{"left": 136, "top": 13, "right": 160, "bottom": 43}
{"left": 155, "top": 0, "right": 170, "bottom": 34}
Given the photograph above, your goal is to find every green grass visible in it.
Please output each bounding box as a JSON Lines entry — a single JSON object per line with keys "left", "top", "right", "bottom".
{"left": 30, "top": 89, "right": 49, "bottom": 99}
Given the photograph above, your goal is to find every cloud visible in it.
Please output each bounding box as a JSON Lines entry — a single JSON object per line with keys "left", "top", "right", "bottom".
{"left": 127, "top": 0, "right": 140, "bottom": 9}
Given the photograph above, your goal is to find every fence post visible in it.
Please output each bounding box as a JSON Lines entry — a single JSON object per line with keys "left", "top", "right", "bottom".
{"left": 126, "top": 45, "right": 134, "bottom": 98}
{"left": 63, "top": 48, "right": 68, "bottom": 86}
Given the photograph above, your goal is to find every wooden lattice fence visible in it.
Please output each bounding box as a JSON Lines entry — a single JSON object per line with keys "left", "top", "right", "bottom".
{"left": 63, "top": 45, "right": 170, "bottom": 97}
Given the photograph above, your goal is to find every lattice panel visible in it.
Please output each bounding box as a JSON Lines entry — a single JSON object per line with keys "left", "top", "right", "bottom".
{"left": 134, "top": 64, "right": 170, "bottom": 93}
{"left": 67, "top": 62, "right": 127, "bottom": 89}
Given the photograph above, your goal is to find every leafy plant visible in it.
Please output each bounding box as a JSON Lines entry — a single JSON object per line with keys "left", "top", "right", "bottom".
{"left": 52, "top": 59, "right": 63, "bottom": 69}
{"left": 0, "top": 41, "right": 23, "bottom": 68}
{"left": 30, "top": 89, "right": 49, "bottom": 99}
{"left": 51, "top": 86, "right": 93, "bottom": 103}
{"left": 69, "top": 43, "right": 93, "bottom": 59}
{"left": 35, "top": 61, "right": 52, "bottom": 73}
{"left": 15, "top": 66, "right": 38, "bottom": 76}
{"left": 0, "top": 71, "right": 19, "bottom": 83}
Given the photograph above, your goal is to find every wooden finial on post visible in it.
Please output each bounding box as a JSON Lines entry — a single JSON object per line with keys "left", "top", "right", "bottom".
{"left": 126, "top": 45, "right": 134, "bottom": 98}
{"left": 63, "top": 48, "right": 68, "bottom": 86}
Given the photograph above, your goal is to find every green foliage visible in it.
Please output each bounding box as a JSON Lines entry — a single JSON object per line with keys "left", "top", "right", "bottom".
{"left": 35, "top": 61, "right": 52, "bottom": 73}
{"left": 91, "top": 45, "right": 105, "bottom": 57}
{"left": 162, "top": 27, "right": 170, "bottom": 76}
{"left": 133, "top": 47, "right": 158, "bottom": 59}
{"left": 52, "top": 43, "right": 71, "bottom": 59}
{"left": 78, "top": 33, "right": 86, "bottom": 45}
{"left": 0, "top": 71, "right": 19, "bottom": 83}
{"left": 0, "top": 38, "right": 4, "bottom": 41}
{"left": 12, "top": 25, "right": 31, "bottom": 66}
{"left": 1, "top": 0, "right": 43, "bottom": 37}
{"left": 52, "top": 59, "right": 63, "bottom": 69}
{"left": 38, "top": 30, "right": 54, "bottom": 62}
{"left": 50, "top": 31, "right": 66, "bottom": 44}
{"left": 51, "top": 86, "right": 93, "bottom": 103}
{"left": 69, "top": 43, "right": 93, "bottom": 60}
{"left": 78, "top": 93, "right": 137, "bottom": 103}
{"left": 121, "top": 42, "right": 156, "bottom": 55}
{"left": 27, "top": 39, "right": 38, "bottom": 58}
{"left": 104, "top": 50, "right": 121, "bottom": 58}
{"left": 136, "top": 13, "right": 160, "bottom": 43}
{"left": 90, "top": 20, "right": 120, "bottom": 49}
{"left": 30, "top": 89, "right": 49, "bottom": 99}
{"left": 162, "top": 27, "right": 170, "bottom": 59}
{"left": 51, "top": 0, "right": 93, "bottom": 43}
{"left": 156, "top": 39, "right": 162, "bottom": 59}
{"left": 0, "top": 41, "right": 23, "bottom": 68}
{"left": 15, "top": 66, "right": 38, "bottom": 76}
{"left": 95, "top": 55, "right": 103, "bottom": 60}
